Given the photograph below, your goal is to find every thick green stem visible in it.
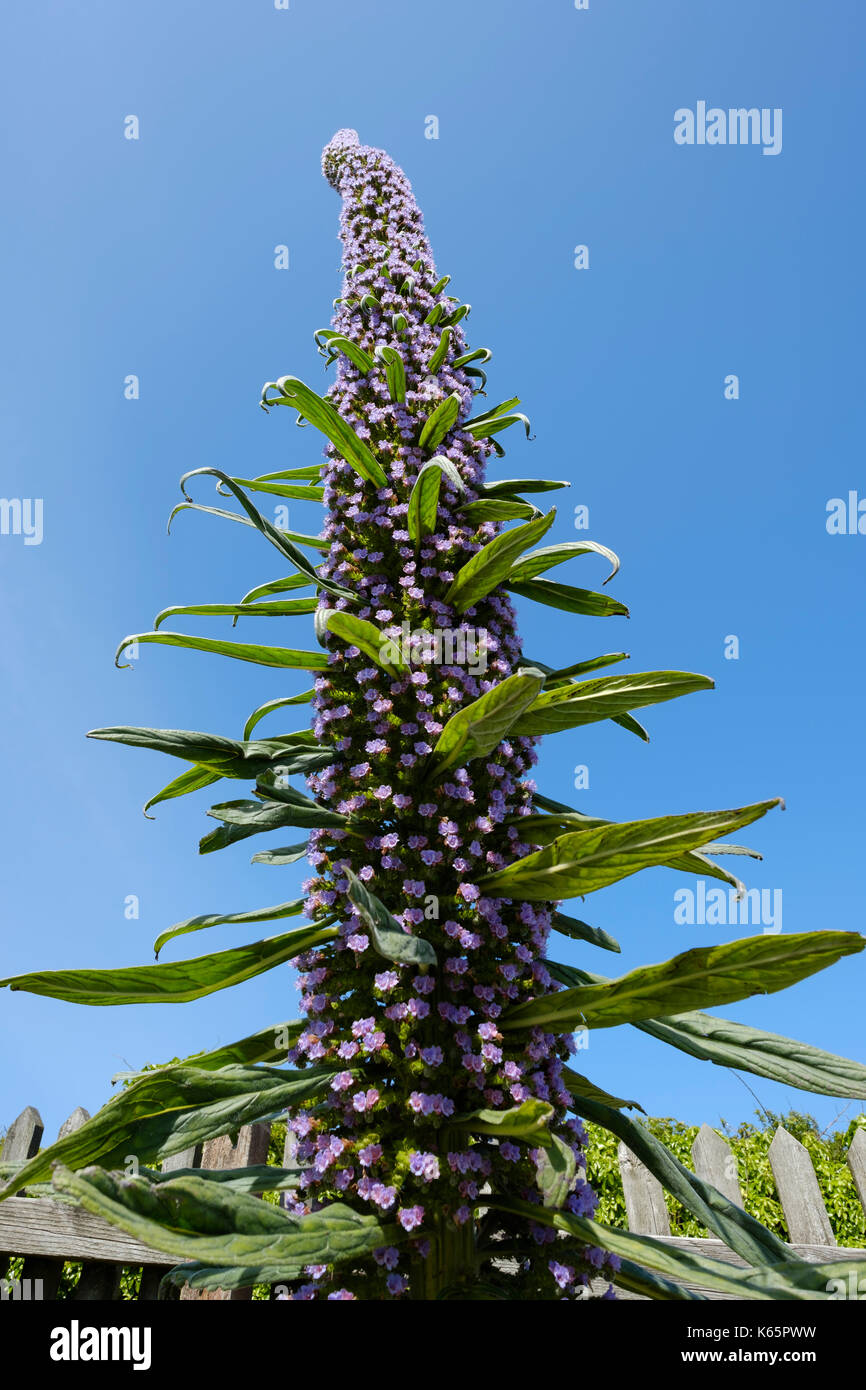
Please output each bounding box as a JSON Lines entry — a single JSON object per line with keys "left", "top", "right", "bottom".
{"left": 411, "top": 1127, "right": 477, "bottom": 1300}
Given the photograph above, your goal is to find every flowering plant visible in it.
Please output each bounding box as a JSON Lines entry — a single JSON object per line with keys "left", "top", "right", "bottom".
{"left": 3, "top": 131, "right": 865, "bottom": 1302}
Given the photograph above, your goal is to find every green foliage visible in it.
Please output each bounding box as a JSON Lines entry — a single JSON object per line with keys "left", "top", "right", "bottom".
{"left": 586, "top": 1111, "right": 866, "bottom": 1248}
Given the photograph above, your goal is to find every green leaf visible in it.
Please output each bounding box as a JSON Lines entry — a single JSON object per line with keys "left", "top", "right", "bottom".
{"left": 260, "top": 376, "right": 388, "bottom": 488}
{"left": 374, "top": 345, "right": 406, "bottom": 402}
{"left": 141, "top": 1164, "right": 305, "bottom": 1196}
{"left": 551, "top": 911, "right": 621, "bottom": 954}
{"left": 425, "top": 668, "right": 546, "bottom": 782}
{"left": 445, "top": 510, "right": 556, "bottom": 613}
{"left": 529, "top": 793, "right": 751, "bottom": 895}
{"left": 458, "top": 499, "right": 540, "bottom": 524}
{"left": 511, "top": 671, "right": 713, "bottom": 738}
{"left": 406, "top": 456, "right": 467, "bottom": 544}
{"left": 343, "top": 867, "right": 436, "bottom": 967}
{"left": 113, "top": 631, "right": 329, "bottom": 673}
{"left": 559, "top": 1068, "right": 643, "bottom": 1111}
{"left": 479, "top": 800, "right": 782, "bottom": 901}
{"left": 153, "top": 600, "right": 317, "bottom": 630}
{"left": 463, "top": 399, "right": 528, "bottom": 441}
{"left": 465, "top": 396, "right": 520, "bottom": 423}
{"left": 0, "top": 923, "right": 339, "bottom": 1007}
{"left": 452, "top": 347, "right": 491, "bottom": 368}
{"left": 0, "top": 1062, "right": 335, "bottom": 1199}
{"left": 165, "top": 1018, "right": 304, "bottom": 1072}
{"left": 242, "top": 692, "right": 315, "bottom": 741}
{"left": 568, "top": 1088, "right": 795, "bottom": 1270}
{"left": 506, "top": 578, "right": 629, "bottom": 618}
{"left": 528, "top": 652, "right": 630, "bottom": 683}
{"left": 238, "top": 575, "right": 315, "bottom": 606}
{"left": 407, "top": 462, "right": 443, "bottom": 544}
{"left": 201, "top": 795, "right": 345, "bottom": 853}
{"left": 536, "top": 1133, "right": 577, "bottom": 1208}
{"left": 221, "top": 478, "right": 325, "bottom": 502}
{"left": 177, "top": 468, "right": 345, "bottom": 595}
{"left": 143, "top": 763, "right": 222, "bottom": 818}
{"left": 515, "top": 811, "right": 604, "bottom": 846}
{"left": 152, "top": 896, "right": 308, "bottom": 958}
{"left": 611, "top": 711, "right": 650, "bottom": 741}
{"left": 418, "top": 391, "right": 461, "bottom": 451}
{"left": 88, "top": 725, "right": 314, "bottom": 777}
{"left": 240, "top": 466, "right": 323, "bottom": 483}
{"left": 481, "top": 1197, "right": 848, "bottom": 1301}
{"left": 633, "top": 1008, "right": 866, "bottom": 1101}
{"left": 456, "top": 1099, "right": 554, "bottom": 1147}
{"left": 323, "top": 609, "right": 406, "bottom": 676}
{"left": 478, "top": 478, "right": 568, "bottom": 498}
{"left": 321, "top": 335, "right": 374, "bottom": 373}
{"left": 504, "top": 931, "right": 864, "bottom": 1033}
{"left": 427, "top": 326, "right": 453, "bottom": 373}
{"left": 113, "top": 631, "right": 326, "bottom": 672}
{"left": 465, "top": 412, "right": 531, "bottom": 440}
{"left": 250, "top": 843, "right": 309, "bottom": 867}
{"left": 509, "top": 540, "right": 620, "bottom": 586}
{"left": 51, "top": 1167, "right": 398, "bottom": 1278}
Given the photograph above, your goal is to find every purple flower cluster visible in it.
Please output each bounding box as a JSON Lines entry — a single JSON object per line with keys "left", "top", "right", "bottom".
{"left": 279, "top": 129, "right": 616, "bottom": 1300}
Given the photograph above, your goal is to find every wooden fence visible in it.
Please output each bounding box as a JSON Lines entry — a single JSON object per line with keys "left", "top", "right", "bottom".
{"left": 2, "top": 1105, "right": 865, "bottom": 1300}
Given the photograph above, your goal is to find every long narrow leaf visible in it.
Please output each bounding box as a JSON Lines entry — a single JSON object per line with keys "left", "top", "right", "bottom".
{"left": 152, "top": 896, "right": 309, "bottom": 958}
{"left": 0, "top": 1063, "right": 339, "bottom": 1199}
{"left": 260, "top": 376, "right": 387, "bottom": 488}
{"left": 114, "top": 632, "right": 328, "bottom": 672}
{"left": 479, "top": 800, "right": 781, "bottom": 901}
{"left": 445, "top": 510, "right": 555, "bottom": 613}
{"left": 0, "top": 924, "right": 338, "bottom": 1007}
{"left": 502, "top": 932, "right": 864, "bottom": 1032}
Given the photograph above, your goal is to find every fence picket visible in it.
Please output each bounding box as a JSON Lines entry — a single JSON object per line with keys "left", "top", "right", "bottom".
{"left": 846, "top": 1126, "right": 866, "bottom": 1211}
{"left": 768, "top": 1127, "right": 836, "bottom": 1246}
{"left": 617, "top": 1141, "right": 670, "bottom": 1236}
{"left": 691, "top": 1124, "right": 744, "bottom": 1208}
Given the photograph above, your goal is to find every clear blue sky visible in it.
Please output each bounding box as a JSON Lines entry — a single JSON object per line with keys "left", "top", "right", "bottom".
{"left": 2, "top": 0, "right": 864, "bottom": 1145}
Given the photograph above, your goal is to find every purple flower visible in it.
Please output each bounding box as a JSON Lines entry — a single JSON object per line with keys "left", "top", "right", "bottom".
{"left": 398, "top": 1205, "right": 425, "bottom": 1232}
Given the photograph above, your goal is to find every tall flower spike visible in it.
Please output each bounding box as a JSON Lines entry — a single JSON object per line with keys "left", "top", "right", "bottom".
{"left": 284, "top": 129, "right": 611, "bottom": 1299}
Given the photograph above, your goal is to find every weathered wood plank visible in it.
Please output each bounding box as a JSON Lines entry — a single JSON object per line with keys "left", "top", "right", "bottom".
{"left": 57, "top": 1107, "right": 90, "bottom": 1141}
{"left": 691, "top": 1124, "right": 743, "bottom": 1208}
{"left": 1, "top": 1107, "right": 43, "bottom": 1163}
{"left": 769, "top": 1126, "right": 835, "bottom": 1246}
{"left": 846, "top": 1127, "right": 866, "bottom": 1211}
{"left": 618, "top": 1141, "right": 671, "bottom": 1236}
{"left": 179, "top": 1122, "right": 271, "bottom": 1303}
{"left": 0, "top": 1197, "right": 175, "bottom": 1265}
{"left": 161, "top": 1144, "right": 202, "bottom": 1173}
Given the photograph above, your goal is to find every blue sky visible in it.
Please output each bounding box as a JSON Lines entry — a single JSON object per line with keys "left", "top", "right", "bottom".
{"left": 1, "top": 0, "right": 864, "bottom": 1146}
